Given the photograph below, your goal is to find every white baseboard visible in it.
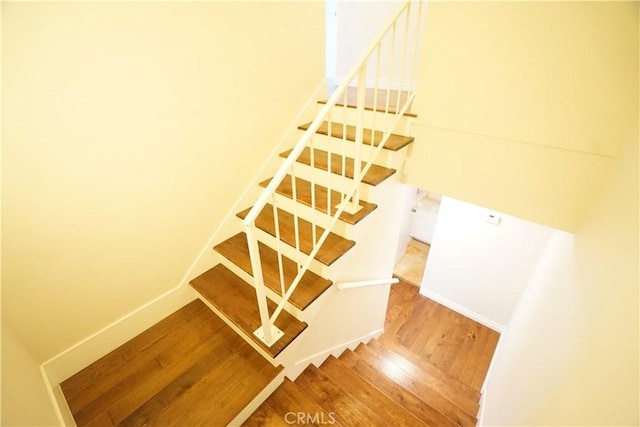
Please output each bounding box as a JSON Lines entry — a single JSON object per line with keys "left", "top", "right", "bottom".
{"left": 419, "top": 288, "right": 505, "bottom": 333}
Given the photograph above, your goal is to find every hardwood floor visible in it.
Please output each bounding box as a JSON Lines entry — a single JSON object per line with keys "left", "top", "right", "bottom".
{"left": 244, "top": 279, "right": 500, "bottom": 426}
{"left": 60, "top": 300, "right": 283, "bottom": 426}
{"left": 62, "top": 281, "right": 499, "bottom": 427}
{"left": 381, "top": 280, "right": 500, "bottom": 392}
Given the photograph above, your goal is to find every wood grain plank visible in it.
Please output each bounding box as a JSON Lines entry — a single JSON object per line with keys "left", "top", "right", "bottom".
{"left": 262, "top": 378, "right": 338, "bottom": 427}
{"left": 430, "top": 315, "right": 482, "bottom": 376}
{"left": 259, "top": 174, "right": 378, "bottom": 225}
{"left": 458, "top": 325, "right": 493, "bottom": 389}
{"left": 320, "top": 356, "right": 426, "bottom": 426}
{"left": 355, "top": 344, "right": 477, "bottom": 426}
{"left": 338, "top": 350, "right": 458, "bottom": 427}
{"left": 318, "top": 87, "right": 417, "bottom": 117}
{"left": 367, "top": 339, "right": 480, "bottom": 417}
{"left": 298, "top": 121, "right": 414, "bottom": 151}
{"left": 116, "top": 335, "right": 240, "bottom": 427}
{"left": 241, "top": 401, "right": 289, "bottom": 427}
{"left": 60, "top": 300, "right": 205, "bottom": 402}
{"left": 75, "top": 311, "right": 233, "bottom": 425}
{"left": 295, "top": 365, "right": 387, "bottom": 427}
{"left": 470, "top": 330, "right": 500, "bottom": 391}
{"left": 236, "top": 203, "right": 355, "bottom": 266}
{"left": 66, "top": 305, "right": 224, "bottom": 417}
{"left": 214, "top": 232, "right": 332, "bottom": 311}
{"left": 280, "top": 147, "right": 396, "bottom": 187}
{"left": 190, "top": 264, "right": 307, "bottom": 358}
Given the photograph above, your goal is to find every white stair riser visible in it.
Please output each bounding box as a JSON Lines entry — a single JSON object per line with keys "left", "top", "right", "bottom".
{"left": 316, "top": 104, "right": 414, "bottom": 135}
{"left": 247, "top": 224, "right": 350, "bottom": 279}
{"left": 212, "top": 252, "right": 305, "bottom": 321}
{"left": 269, "top": 193, "right": 350, "bottom": 237}
{"left": 248, "top": 225, "right": 325, "bottom": 276}
{"left": 286, "top": 160, "right": 383, "bottom": 202}
{"left": 306, "top": 133, "right": 410, "bottom": 171}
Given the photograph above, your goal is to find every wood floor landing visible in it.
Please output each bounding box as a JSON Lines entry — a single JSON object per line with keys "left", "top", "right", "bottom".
{"left": 244, "top": 280, "right": 500, "bottom": 426}
{"left": 60, "top": 299, "right": 282, "bottom": 426}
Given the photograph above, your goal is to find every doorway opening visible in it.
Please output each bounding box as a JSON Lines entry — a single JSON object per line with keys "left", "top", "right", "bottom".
{"left": 393, "top": 187, "right": 441, "bottom": 287}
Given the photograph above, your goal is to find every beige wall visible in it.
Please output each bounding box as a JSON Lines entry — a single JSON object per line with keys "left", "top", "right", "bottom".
{"left": 407, "top": 1, "right": 638, "bottom": 231}
{"left": 1, "top": 324, "right": 59, "bottom": 426}
{"left": 2, "top": 1, "right": 324, "bottom": 366}
{"left": 481, "top": 124, "right": 639, "bottom": 426}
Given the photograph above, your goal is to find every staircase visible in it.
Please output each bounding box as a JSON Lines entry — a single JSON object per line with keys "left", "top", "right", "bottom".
{"left": 184, "top": 0, "right": 425, "bottom": 422}
{"left": 188, "top": 112, "right": 415, "bottom": 358}
{"left": 60, "top": 2, "right": 434, "bottom": 425}
{"left": 244, "top": 338, "right": 480, "bottom": 426}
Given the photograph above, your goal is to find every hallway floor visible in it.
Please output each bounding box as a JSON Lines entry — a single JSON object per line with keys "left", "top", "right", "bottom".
{"left": 394, "top": 238, "right": 430, "bottom": 286}
{"left": 382, "top": 280, "right": 500, "bottom": 392}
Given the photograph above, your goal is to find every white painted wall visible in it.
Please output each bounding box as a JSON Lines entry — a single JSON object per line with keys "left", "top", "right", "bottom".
{"left": 407, "top": 1, "right": 638, "bottom": 231}
{"left": 2, "top": 2, "right": 324, "bottom": 424}
{"left": 481, "top": 131, "right": 639, "bottom": 425}
{"left": 420, "top": 197, "right": 554, "bottom": 330}
{"left": 393, "top": 183, "right": 417, "bottom": 265}
{"left": 336, "top": 1, "right": 402, "bottom": 80}
{"left": 2, "top": 1, "right": 323, "bottom": 363}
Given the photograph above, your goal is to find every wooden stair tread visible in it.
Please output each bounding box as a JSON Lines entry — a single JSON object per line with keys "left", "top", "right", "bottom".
{"left": 338, "top": 350, "right": 458, "bottom": 427}
{"left": 120, "top": 341, "right": 279, "bottom": 427}
{"left": 295, "top": 365, "right": 388, "bottom": 426}
{"left": 371, "top": 337, "right": 481, "bottom": 413}
{"left": 298, "top": 121, "right": 414, "bottom": 151}
{"left": 61, "top": 299, "right": 207, "bottom": 404}
{"left": 237, "top": 203, "right": 355, "bottom": 266}
{"left": 320, "top": 356, "right": 426, "bottom": 426}
{"left": 259, "top": 378, "right": 338, "bottom": 426}
{"left": 354, "top": 344, "right": 477, "bottom": 426}
{"left": 63, "top": 303, "right": 230, "bottom": 419}
{"left": 189, "top": 264, "right": 307, "bottom": 358}
{"left": 61, "top": 300, "right": 283, "bottom": 426}
{"left": 319, "top": 87, "right": 417, "bottom": 117}
{"left": 240, "top": 401, "right": 288, "bottom": 427}
{"left": 259, "top": 175, "right": 377, "bottom": 225}
{"left": 318, "top": 99, "right": 418, "bottom": 117}
{"left": 280, "top": 147, "right": 396, "bottom": 186}
{"left": 214, "top": 232, "right": 333, "bottom": 311}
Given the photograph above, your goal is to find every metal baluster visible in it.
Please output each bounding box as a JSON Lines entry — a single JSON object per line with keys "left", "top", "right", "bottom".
{"left": 310, "top": 136, "right": 317, "bottom": 244}
{"left": 397, "top": 7, "right": 411, "bottom": 114}
{"left": 291, "top": 163, "right": 302, "bottom": 271}
{"left": 271, "top": 195, "right": 286, "bottom": 298}
{"left": 385, "top": 22, "right": 397, "bottom": 115}
{"left": 245, "top": 224, "right": 274, "bottom": 345}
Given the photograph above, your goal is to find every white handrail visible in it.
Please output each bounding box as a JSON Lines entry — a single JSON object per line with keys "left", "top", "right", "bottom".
{"left": 242, "top": 1, "right": 411, "bottom": 226}
{"left": 244, "top": 0, "right": 423, "bottom": 346}
{"left": 337, "top": 278, "right": 400, "bottom": 290}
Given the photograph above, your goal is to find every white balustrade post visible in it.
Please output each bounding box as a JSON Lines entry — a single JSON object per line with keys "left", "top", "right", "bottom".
{"left": 351, "top": 65, "right": 367, "bottom": 213}
{"left": 245, "top": 225, "right": 281, "bottom": 346}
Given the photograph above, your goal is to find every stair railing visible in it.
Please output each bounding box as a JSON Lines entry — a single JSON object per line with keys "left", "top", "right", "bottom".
{"left": 243, "top": 0, "right": 424, "bottom": 346}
